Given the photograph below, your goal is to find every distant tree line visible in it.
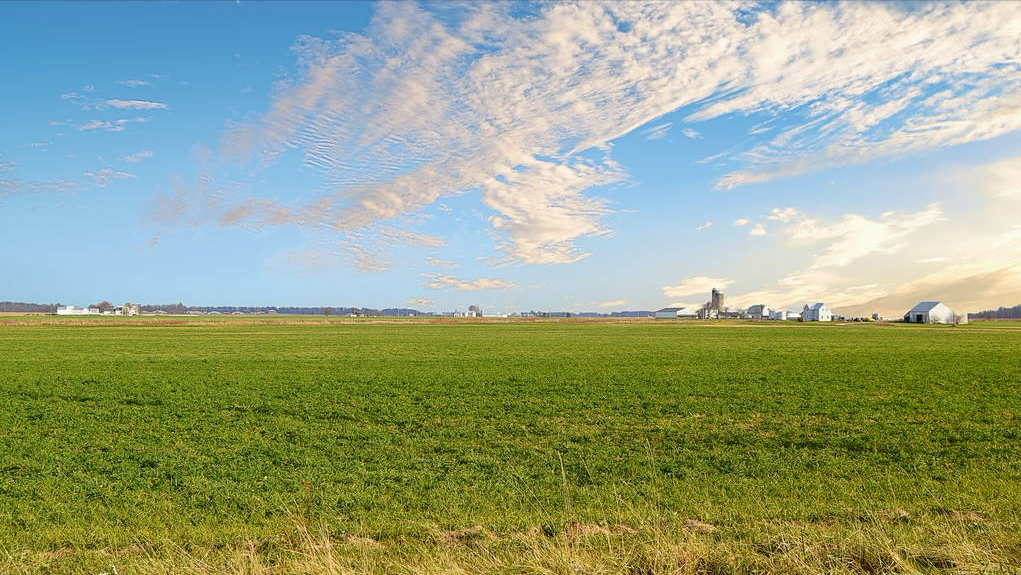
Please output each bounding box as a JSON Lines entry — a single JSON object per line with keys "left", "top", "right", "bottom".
{"left": 0, "top": 301, "right": 59, "bottom": 313}
{"left": 4, "top": 300, "right": 660, "bottom": 317}
{"left": 969, "top": 304, "right": 1021, "bottom": 320}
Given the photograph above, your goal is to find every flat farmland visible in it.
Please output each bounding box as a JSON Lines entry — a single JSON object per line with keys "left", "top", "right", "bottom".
{"left": 1, "top": 318, "right": 1019, "bottom": 574}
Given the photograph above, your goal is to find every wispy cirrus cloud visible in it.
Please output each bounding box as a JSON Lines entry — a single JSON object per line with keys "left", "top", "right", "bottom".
{"left": 597, "top": 299, "right": 627, "bottom": 308}
{"left": 425, "top": 256, "right": 459, "bottom": 269}
{"left": 0, "top": 178, "right": 78, "bottom": 198}
{"left": 77, "top": 117, "right": 151, "bottom": 132}
{"left": 84, "top": 168, "right": 136, "bottom": 187}
{"left": 105, "top": 99, "right": 168, "bottom": 110}
{"left": 121, "top": 150, "right": 154, "bottom": 163}
{"left": 157, "top": 1, "right": 1021, "bottom": 270}
{"left": 641, "top": 122, "right": 671, "bottom": 140}
{"left": 422, "top": 274, "right": 516, "bottom": 291}
{"left": 115, "top": 79, "right": 151, "bottom": 88}
{"left": 406, "top": 297, "right": 433, "bottom": 307}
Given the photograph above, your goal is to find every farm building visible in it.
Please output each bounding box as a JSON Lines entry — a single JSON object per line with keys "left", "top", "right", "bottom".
{"left": 769, "top": 309, "right": 792, "bottom": 320}
{"left": 655, "top": 307, "right": 699, "bottom": 319}
{"left": 903, "top": 301, "right": 956, "bottom": 324}
{"left": 57, "top": 303, "right": 139, "bottom": 316}
{"left": 746, "top": 304, "right": 771, "bottom": 319}
{"left": 56, "top": 305, "right": 100, "bottom": 315}
{"left": 802, "top": 302, "right": 833, "bottom": 322}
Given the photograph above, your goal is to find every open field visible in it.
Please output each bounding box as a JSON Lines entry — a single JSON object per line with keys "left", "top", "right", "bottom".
{"left": 1, "top": 319, "right": 1019, "bottom": 574}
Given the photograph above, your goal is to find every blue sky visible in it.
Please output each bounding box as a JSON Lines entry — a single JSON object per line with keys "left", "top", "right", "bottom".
{"left": 3, "top": 1, "right": 1021, "bottom": 314}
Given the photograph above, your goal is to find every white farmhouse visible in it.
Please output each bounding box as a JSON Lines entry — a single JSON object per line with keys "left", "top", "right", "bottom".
{"left": 802, "top": 302, "right": 832, "bottom": 322}
{"left": 904, "top": 301, "right": 956, "bottom": 324}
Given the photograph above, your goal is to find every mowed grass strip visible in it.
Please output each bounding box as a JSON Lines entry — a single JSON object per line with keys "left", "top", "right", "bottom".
{"left": 0, "top": 320, "right": 1019, "bottom": 573}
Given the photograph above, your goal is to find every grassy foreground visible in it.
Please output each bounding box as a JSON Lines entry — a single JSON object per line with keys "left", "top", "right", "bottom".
{"left": 1, "top": 318, "right": 1019, "bottom": 574}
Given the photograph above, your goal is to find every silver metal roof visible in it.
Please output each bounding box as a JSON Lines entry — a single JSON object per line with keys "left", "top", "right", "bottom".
{"left": 907, "top": 301, "right": 943, "bottom": 312}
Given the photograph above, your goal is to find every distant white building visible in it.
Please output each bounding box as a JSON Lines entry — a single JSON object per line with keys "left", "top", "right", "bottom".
{"left": 56, "top": 305, "right": 100, "bottom": 316}
{"left": 655, "top": 307, "right": 700, "bottom": 319}
{"left": 802, "top": 303, "right": 833, "bottom": 322}
{"left": 904, "top": 301, "right": 956, "bottom": 324}
{"left": 769, "top": 309, "right": 790, "bottom": 320}
{"left": 746, "top": 304, "right": 771, "bottom": 319}
{"left": 655, "top": 307, "right": 682, "bottom": 319}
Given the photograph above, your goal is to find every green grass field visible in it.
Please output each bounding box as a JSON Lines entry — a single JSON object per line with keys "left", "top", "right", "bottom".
{"left": 1, "top": 317, "right": 1019, "bottom": 574}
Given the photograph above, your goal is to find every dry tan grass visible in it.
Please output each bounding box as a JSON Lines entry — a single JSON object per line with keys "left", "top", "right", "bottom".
{"left": 4, "top": 512, "right": 1017, "bottom": 575}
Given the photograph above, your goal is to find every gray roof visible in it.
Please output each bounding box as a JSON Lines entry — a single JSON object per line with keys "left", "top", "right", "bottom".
{"left": 805, "top": 302, "right": 827, "bottom": 310}
{"left": 908, "top": 301, "right": 944, "bottom": 312}
{"left": 657, "top": 307, "right": 682, "bottom": 312}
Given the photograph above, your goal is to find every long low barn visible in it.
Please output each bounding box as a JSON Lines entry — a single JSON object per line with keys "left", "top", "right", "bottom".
{"left": 904, "top": 301, "right": 959, "bottom": 324}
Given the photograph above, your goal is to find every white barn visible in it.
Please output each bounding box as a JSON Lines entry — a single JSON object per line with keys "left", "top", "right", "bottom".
{"left": 655, "top": 307, "right": 700, "bottom": 319}
{"left": 746, "top": 304, "right": 771, "bottom": 319}
{"left": 56, "top": 305, "right": 100, "bottom": 316}
{"left": 655, "top": 307, "right": 682, "bottom": 319}
{"left": 904, "top": 301, "right": 955, "bottom": 324}
{"left": 802, "top": 303, "right": 833, "bottom": 322}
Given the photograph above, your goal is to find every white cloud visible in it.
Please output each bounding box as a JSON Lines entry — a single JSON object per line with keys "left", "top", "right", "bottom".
{"left": 681, "top": 128, "right": 701, "bottom": 139}
{"left": 784, "top": 204, "right": 945, "bottom": 268}
{"left": 0, "top": 161, "right": 16, "bottom": 173}
{"left": 77, "top": 117, "right": 151, "bottom": 132}
{"left": 422, "top": 274, "right": 516, "bottom": 291}
{"left": 406, "top": 297, "right": 433, "bottom": 307}
{"left": 696, "top": 220, "right": 713, "bottom": 231}
{"left": 425, "top": 256, "right": 459, "bottom": 269}
{"left": 105, "top": 99, "right": 168, "bottom": 110}
{"left": 641, "top": 122, "right": 671, "bottom": 140}
{"left": 748, "top": 223, "right": 767, "bottom": 236}
{"left": 727, "top": 155, "right": 1021, "bottom": 314}
{"left": 663, "top": 276, "right": 734, "bottom": 299}
{"left": 0, "top": 178, "right": 78, "bottom": 198}
{"left": 121, "top": 150, "right": 154, "bottom": 163}
{"left": 733, "top": 218, "right": 749, "bottom": 226}
{"left": 116, "top": 80, "right": 150, "bottom": 88}
{"left": 83, "top": 168, "right": 136, "bottom": 187}
{"left": 597, "top": 299, "right": 627, "bottom": 308}
{"left": 159, "top": 1, "right": 1021, "bottom": 269}
{"left": 767, "top": 207, "right": 800, "bottom": 222}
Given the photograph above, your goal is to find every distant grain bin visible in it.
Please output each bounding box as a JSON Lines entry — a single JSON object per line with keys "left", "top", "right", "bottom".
{"left": 903, "top": 301, "right": 955, "bottom": 324}
{"left": 711, "top": 288, "right": 724, "bottom": 311}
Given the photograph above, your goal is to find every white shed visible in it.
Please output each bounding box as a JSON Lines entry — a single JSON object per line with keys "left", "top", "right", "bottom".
{"left": 904, "top": 301, "right": 955, "bottom": 324}
{"left": 655, "top": 307, "right": 682, "bottom": 319}
{"left": 656, "top": 307, "right": 700, "bottom": 319}
{"left": 802, "top": 302, "right": 832, "bottom": 322}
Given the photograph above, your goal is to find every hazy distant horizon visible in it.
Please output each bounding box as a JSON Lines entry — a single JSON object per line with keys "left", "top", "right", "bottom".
{"left": 3, "top": 1, "right": 1020, "bottom": 316}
